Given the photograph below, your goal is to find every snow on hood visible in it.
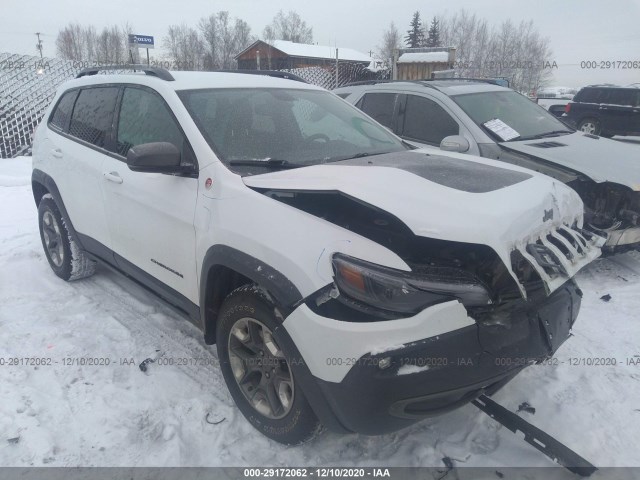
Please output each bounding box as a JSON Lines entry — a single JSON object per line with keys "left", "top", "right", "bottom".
{"left": 500, "top": 132, "right": 640, "bottom": 191}
{"left": 244, "top": 150, "right": 597, "bottom": 295}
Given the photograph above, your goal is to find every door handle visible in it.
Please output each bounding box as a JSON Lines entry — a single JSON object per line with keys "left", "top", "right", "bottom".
{"left": 103, "top": 172, "right": 123, "bottom": 184}
{"left": 51, "top": 148, "right": 63, "bottom": 158}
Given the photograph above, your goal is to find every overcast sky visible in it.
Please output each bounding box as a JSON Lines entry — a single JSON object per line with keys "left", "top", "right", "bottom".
{"left": 2, "top": 0, "right": 639, "bottom": 87}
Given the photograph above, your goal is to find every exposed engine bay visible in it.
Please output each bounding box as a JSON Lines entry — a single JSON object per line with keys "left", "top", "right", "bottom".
{"left": 568, "top": 179, "right": 640, "bottom": 253}
{"left": 260, "top": 189, "right": 542, "bottom": 304}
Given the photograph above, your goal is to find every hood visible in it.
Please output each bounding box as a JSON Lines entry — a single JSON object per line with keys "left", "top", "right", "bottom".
{"left": 244, "top": 150, "right": 603, "bottom": 297}
{"left": 500, "top": 132, "right": 640, "bottom": 191}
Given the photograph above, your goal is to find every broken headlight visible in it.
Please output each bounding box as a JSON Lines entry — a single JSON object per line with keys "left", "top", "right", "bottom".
{"left": 332, "top": 254, "right": 491, "bottom": 314}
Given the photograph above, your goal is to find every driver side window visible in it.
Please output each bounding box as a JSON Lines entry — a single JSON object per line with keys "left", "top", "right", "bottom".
{"left": 117, "top": 87, "right": 193, "bottom": 166}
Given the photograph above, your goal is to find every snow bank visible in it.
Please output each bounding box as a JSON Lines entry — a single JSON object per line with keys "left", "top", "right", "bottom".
{"left": 0, "top": 156, "right": 32, "bottom": 187}
{"left": 1, "top": 171, "right": 640, "bottom": 468}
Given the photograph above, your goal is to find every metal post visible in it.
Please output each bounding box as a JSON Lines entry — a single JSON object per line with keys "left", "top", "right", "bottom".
{"left": 35, "top": 32, "right": 43, "bottom": 59}
{"left": 146, "top": 48, "right": 150, "bottom": 66}
{"left": 335, "top": 48, "right": 339, "bottom": 88}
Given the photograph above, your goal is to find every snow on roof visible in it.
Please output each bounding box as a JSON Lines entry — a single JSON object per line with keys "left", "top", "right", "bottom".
{"left": 397, "top": 52, "right": 450, "bottom": 63}
{"left": 270, "top": 40, "right": 371, "bottom": 63}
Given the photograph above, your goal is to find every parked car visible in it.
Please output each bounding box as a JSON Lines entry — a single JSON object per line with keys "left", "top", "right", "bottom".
{"left": 564, "top": 85, "right": 640, "bottom": 137}
{"left": 32, "top": 67, "right": 602, "bottom": 445}
{"left": 335, "top": 79, "right": 640, "bottom": 254}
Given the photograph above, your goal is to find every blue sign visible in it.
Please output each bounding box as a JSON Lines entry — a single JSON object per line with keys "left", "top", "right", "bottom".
{"left": 128, "top": 34, "right": 154, "bottom": 49}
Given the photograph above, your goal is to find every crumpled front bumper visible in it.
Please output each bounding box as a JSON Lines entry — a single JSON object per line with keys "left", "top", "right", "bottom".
{"left": 297, "top": 281, "right": 582, "bottom": 435}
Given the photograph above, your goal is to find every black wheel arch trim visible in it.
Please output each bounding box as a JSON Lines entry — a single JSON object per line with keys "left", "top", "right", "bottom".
{"left": 31, "top": 169, "right": 85, "bottom": 251}
{"left": 199, "top": 245, "right": 303, "bottom": 344}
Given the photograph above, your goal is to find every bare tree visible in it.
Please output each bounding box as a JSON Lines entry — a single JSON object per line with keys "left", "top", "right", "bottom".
{"left": 199, "top": 14, "right": 220, "bottom": 69}
{"left": 266, "top": 10, "right": 313, "bottom": 44}
{"left": 56, "top": 22, "right": 131, "bottom": 63}
{"left": 163, "top": 24, "right": 205, "bottom": 71}
{"left": 55, "top": 23, "right": 86, "bottom": 60}
{"left": 377, "top": 22, "right": 401, "bottom": 67}
{"left": 198, "top": 11, "right": 255, "bottom": 70}
{"left": 438, "top": 9, "right": 553, "bottom": 92}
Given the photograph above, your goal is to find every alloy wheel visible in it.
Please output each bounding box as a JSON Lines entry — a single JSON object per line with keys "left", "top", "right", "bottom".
{"left": 42, "top": 210, "right": 64, "bottom": 267}
{"left": 228, "top": 317, "right": 295, "bottom": 419}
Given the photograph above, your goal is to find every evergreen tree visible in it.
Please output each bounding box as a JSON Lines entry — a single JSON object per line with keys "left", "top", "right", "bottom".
{"left": 405, "top": 11, "right": 425, "bottom": 48}
{"left": 425, "top": 17, "right": 442, "bottom": 47}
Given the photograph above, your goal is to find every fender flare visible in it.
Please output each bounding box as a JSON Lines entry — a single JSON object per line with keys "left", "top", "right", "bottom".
{"left": 31, "top": 169, "right": 84, "bottom": 250}
{"left": 199, "top": 245, "right": 303, "bottom": 341}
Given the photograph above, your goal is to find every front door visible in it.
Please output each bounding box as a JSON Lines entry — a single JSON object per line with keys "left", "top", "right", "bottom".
{"left": 100, "top": 86, "right": 199, "bottom": 304}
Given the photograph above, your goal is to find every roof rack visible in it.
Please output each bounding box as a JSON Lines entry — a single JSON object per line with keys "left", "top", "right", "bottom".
{"left": 217, "top": 70, "right": 308, "bottom": 83}
{"left": 339, "top": 77, "right": 508, "bottom": 89}
{"left": 76, "top": 64, "right": 175, "bottom": 81}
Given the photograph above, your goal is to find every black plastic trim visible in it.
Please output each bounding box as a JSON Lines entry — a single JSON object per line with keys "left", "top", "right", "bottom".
{"left": 76, "top": 233, "right": 200, "bottom": 323}
{"left": 76, "top": 64, "right": 175, "bottom": 81}
{"left": 199, "top": 245, "right": 303, "bottom": 341}
{"left": 31, "top": 169, "right": 84, "bottom": 250}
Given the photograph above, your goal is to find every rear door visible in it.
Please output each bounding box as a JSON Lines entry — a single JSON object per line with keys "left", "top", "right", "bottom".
{"left": 100, "top": 85, "right": 199, "bottom": 304}
{"left": 604, "top": 89, "right": 640, "bottom": 135}
{"left": 45, "top": 86, "right": 119, "bottom": 254}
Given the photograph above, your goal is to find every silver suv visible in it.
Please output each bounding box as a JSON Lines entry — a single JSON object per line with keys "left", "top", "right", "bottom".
{"left": 335, "top": 79, "right": 640, "bottom": 254}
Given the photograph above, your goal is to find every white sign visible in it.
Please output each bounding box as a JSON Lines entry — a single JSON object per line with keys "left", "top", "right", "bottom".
{"left": 482, "top": 118, "right": 520, "bottom": 141}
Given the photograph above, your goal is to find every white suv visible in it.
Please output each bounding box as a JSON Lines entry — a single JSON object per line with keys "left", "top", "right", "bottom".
{"left": 32, "top": 66, "right": 603, "bottom": 444}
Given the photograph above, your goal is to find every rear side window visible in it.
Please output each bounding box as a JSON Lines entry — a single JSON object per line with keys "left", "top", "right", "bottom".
{"left": 358, "top": 93, "right": 397, "bottom": 130}
{"left": 49, "top": 90, "right": 79, "bottom": 132}
{"left": 401, "top": 95, "right": 459, "bottom": 145}
{"left": 607, "top": 89, "right": 636, "bottom": 106}
{"left": 117, "top": 87, "right": 193, "bottom": 166}
{"left": 575, "top": 88, "right": 603, "bottom": 103}
{"left": 69, "top": 87, "right": 119, "bottom": 148}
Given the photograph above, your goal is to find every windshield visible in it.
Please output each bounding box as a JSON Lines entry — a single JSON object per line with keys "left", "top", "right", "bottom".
{"left": 452, "top": 90, "right": 572, "bottom": 141}
{"left": 179, "top": 88, "right": 406, "bottom": 169}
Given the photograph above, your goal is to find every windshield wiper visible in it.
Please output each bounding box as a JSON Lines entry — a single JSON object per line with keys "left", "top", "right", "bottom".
{"left": 514, "top": 130, "right": 574, "bottom": 141}
{"left": 324, "top": 151, "right": 393, "bottom": 163}
{"left": 228, "top": 158, "right": 301, "bottom": 169}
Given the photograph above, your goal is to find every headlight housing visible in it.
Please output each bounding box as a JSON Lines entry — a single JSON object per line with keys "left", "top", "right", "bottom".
{"left": 332, "top": 254, "right": 491, "bottom": 314}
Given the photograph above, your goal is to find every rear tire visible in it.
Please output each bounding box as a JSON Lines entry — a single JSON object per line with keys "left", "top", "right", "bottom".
{"left": 577, "top": 117, "right": 601, "bottom": 135}
{"left": 216, "top": 284, "right": 322, "bottom": 445}
{"left": 38, "top": 194, "right": 95, "bottom": 281}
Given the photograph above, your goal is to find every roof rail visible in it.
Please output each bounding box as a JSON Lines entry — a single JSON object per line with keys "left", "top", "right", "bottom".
{"left": 217, "top": 69, "right": 308, "bottom": 83}
{"left": 76, "top": 65, "right": 175, "bottom": 81}
{"left": 338, "top": 77, "right": 508, "bottom": 89}
{"left": 337, "top": 79, "right": 427, "bottom": 88}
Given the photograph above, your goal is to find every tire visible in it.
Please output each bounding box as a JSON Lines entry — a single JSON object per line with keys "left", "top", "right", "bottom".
{"left": 38, "top": 194, "right": 96, "bottom": 281}
{"left": 577, "top": 117, "right": 601, "bottom": 135}
{"left": 216, "top": 284, "right": 323, "bottom": 445}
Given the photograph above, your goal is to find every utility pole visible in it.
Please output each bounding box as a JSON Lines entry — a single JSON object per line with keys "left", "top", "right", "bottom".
{"left": 35, "top": 32, "right": 44, "bottom": 59}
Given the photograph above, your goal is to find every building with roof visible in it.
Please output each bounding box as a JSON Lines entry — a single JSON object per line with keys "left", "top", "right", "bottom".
{"left": 235, "top": 40, "right": 372, "bottom": 71}
{"left": 393, "top": 47, "right": 456, "bottom": 81}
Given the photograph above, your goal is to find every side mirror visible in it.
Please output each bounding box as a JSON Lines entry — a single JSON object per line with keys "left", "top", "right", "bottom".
{"left": 440, "top": 135, "right": 470, "bottom": 153}
{"left": 126, "top": 142, "right": 181, "bottom": 173}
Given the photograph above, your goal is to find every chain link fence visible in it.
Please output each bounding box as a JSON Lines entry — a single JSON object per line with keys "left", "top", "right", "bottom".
{"left": 277, "top": 63, "right": 390, "bottom": 90}
{"left": 1, "top": 53, "right": 78, "bottom": 158}
{"left": 0, "top": 54, "right": 389, "bottom": 158}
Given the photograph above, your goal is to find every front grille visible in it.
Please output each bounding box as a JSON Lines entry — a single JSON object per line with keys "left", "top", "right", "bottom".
{"left": 514, "top": 225, "right": 605, "bottom": 297}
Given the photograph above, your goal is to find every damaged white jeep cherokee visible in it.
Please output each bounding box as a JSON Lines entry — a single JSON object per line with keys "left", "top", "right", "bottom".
{"left": 32, "top": 66, "right": 604, "bottom": 444}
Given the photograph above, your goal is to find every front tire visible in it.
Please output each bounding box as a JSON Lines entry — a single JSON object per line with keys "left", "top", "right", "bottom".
{"left": 38, "top": 194, "right": 95, "bottom": 281}
{"left": 216, "top": 285, "right": 322, "bottom": 445}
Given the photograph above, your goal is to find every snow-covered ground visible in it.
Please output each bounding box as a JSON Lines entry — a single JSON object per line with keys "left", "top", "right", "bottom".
{"left": 2, "top": 157, "right": 640, "bottom": 473}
